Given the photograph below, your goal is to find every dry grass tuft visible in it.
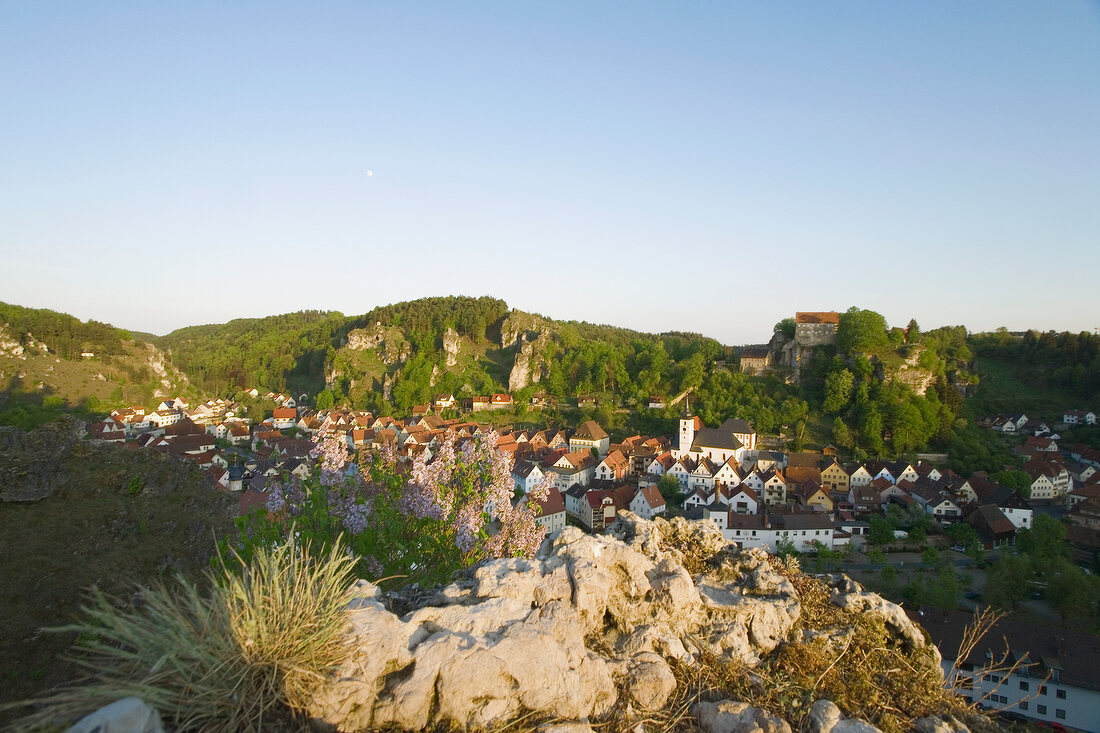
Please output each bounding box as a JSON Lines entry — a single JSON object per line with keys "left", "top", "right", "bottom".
{"left": 7, "top": 537, "right": 355, "bottom": 733}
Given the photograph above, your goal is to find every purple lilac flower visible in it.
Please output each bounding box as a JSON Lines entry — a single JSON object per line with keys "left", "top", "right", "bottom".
{"left": 342, "top": 500, "right": 371, "bottom": 535}
{"left": 265, "top": 482, "right": 286, "bottom": 512}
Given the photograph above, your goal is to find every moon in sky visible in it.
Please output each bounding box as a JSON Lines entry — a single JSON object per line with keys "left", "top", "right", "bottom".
{"left": 367, "top": 170, "right": 373, "bottom": 177}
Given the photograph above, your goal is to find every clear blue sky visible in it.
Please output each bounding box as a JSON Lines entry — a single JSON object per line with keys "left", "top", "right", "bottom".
{"left": 2, "top": 1, "right": 1098, "bottom": 344}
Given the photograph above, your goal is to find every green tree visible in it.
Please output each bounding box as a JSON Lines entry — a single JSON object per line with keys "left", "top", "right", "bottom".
{"left": 315, "top": 389, "right": 335, "bottom": 410}
{"left": 774, "top": 318, "right": 796, "bottom": 340}
{"left": 1016, "top": 513, "right": 1069, "bottom": 562}
{"left": 991, "top": 470, "right": 1032, "bottom": 498}
{"left": 832, "top": 416, "right": 855, "bottom": 449}
{"left": 776, "top": 537, "right": 799, "bottom": 558}
{"left": 1047, "top": 561, "right": 1100, "bottom": 627}
{"left": 823, "top": 368, "right": 855, "bottom": 413}
{"left": 905, "top": 319, "right": 921, "bottom": 343}
{"left": 657, "top": 473, "right": 683, "bottom": 506}
{"left": 868, "top": 516, "right": 894, "bottom": 545}
{"left": 836, "top": 307, "right": 889, "bottom": 354}
{"left": 984, "top": 553, "right": 1033, "bottom": 610}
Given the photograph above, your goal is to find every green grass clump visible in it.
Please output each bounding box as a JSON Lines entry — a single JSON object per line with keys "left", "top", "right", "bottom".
{"left": 11, "top": 537, "right": 355, "bottom": 732}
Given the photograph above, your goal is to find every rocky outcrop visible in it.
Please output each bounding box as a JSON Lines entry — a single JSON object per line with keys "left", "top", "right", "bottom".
{"left": 0, "top": 325, "right": 51, "bottom": 360}
{"left": 508, "top": 332, "right": 548, "bottom": 392}
{"left": 344, "top": 323, "right": 410, "bottom": 365}
{"left": 499, "top": 310, "right": 547, "bottom": 349}
{"left": 143, "top": 343, "right": 190, "bottom": 399}
{"left": 442, "top": 327, "right": 461, "bottom": 367}
{"left": 306, "top": 514, "right": 947, "bottom": 732}
{"left": 887, "top": 346, "right": 935, "bottom": 396}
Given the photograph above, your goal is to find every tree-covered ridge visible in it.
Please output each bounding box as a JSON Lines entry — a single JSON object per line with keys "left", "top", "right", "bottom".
{"left": 349, "top": 295, "right": 510, "bottom": 342}
{"left": 159, "top": 311, "right": 347, "bottom": 397}
{"left": 0, "top": 301, "right": 135, "bottom": 359}
{"left": 970, "top": 328, "right": 1100, "bottom": 407}
{"left": 797, "top": 308, "right": 976, "bottom": 460}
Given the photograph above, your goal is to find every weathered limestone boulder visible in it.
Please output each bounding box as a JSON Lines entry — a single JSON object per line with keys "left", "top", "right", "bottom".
{"left": 830, "top": 579, "right": 939, "bottom": 666}
{"left": 64, "top": 697, "right": 164, "bottom": 733}
{"left": 306, "top": 514, "right": 947, "bottom": 732}
{"left": 912, "top": 716, "right": 972, "bottom": 733}
{"left": 692, "top": 700, "right": 792, "bottom": 733}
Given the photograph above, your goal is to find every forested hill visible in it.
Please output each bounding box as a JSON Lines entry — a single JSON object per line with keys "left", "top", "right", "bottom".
{"left": 0, "top": 302, "right": 194, "bottom": 428}
{"left": 0, "top": 302, "right": 135, "bottom": 359}
{"left": 157, "top": 310, "right": 348, "bottom": 398}
{"left": 5, "top": 297, "right": 1098, "bottom": 467}
{"left": 155, "top": 296, "right": 732, "bottom": 417}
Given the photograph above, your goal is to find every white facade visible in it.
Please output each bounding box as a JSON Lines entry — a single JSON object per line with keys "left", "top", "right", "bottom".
{"left": 947, "top": 662, "right": 1100, "bottom": 732}
{"left": 1000, "top": 504, "right": 1033, "bottom": 530}
{"left": 849, "top": 466, "right": 873, "bottom": 487}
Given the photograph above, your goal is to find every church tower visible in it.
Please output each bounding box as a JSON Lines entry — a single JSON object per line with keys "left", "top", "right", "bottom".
{"left": 678, "top": 399, "right": 696, "bottom": 454}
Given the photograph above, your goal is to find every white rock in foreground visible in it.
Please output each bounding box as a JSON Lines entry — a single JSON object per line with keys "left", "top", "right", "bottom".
{"left": 305, "top": 513, "right": 943, "bottom": 731}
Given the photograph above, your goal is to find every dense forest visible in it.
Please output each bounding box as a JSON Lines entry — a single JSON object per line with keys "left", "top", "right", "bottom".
{"left": 349, "top": 295, "right": 510, "bottom": 342}
{"left": 0, "top": 302, "right": 135, "bottom": 359}
{"left": 158, "top": 311, "right": 348, "bottom": 397}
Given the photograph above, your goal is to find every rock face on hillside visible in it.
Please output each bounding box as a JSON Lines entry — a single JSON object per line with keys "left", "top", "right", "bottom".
{"left": 307, "top": 514, "right": 947, "bottom": 732}
{"left": 499, "top": 310, "right": 547, "bottom": 350}
{"left": 442, "top": 326, "right": 461, "bottom": 367}
{"left": 344, "top": 323, "right": 410, "bottom": 365}
{"left": 143, "top": 343, "right": 191, "bottom": 398}
{"left": 508, "top": 332, "right": 548, "bottom": 392}
{"left": 888, "top": 346, "right": 935, "bottom": 396}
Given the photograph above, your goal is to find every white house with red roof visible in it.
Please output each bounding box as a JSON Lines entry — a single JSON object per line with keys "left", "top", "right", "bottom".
{"left": 630, "top": 485, "right": 666, "bottom": 519}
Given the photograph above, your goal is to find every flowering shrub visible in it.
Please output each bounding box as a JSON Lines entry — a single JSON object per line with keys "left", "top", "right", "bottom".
{"left": 223, "top": 430, "right": 548, "bottom": 587}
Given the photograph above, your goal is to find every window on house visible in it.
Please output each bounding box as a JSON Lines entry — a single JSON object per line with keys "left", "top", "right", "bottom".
{"left": 1019, "top": 701, "right": 1028, "bottom": 711}
{"left": 1037, "top": 705, "right": 1047, "bottom": 715}
{"left": 1056, "top": 689, "right": 1066, "bottom": 699}
{"left": 1056, "top": 709, "right": 1065, "bottom": 719}
{"left": 1020, "top": 681, "right": 1029, "bottom": 691}
{"left": 1039, "top": 685, "right": 1047, "bottom": 695}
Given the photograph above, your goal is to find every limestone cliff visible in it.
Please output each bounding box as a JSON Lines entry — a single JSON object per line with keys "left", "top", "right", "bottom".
{"left": 344, "top": 323, "right": 410, "bottom": 366}
{"left": 499, "top": 310, "right": 548, "bottom": 349}
{"left": 888, "top": 346, "right": 936, "bottom": 396}
{"left": 507, "top": 331, "right": 549, "bottom": 392}
{"left": 442, "top": 326, "right": 461, "bottom": 367}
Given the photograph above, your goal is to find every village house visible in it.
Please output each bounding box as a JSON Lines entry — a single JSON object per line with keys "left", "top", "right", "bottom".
{"left": 511, "top": 460, "right": 545, "bottom": 495}
{"left": 761, "top": 467, "right": 787, "bottom": 507}
{"left": 570, "top": 420, "right": 610, "bottom": 458}
{"left": 594, "top": 449, "right": 630, "bottom": 482}
{"left": 547, "top": 449, "right": 598, "bottom": 491}
{"left": 1063, "top": 409, "right": 1097, "bottom": 426}
{"left": 794, "top": 480, "right": 833, "bottom": 513}
{"left": 820, "top": 458, "right": 850, "bottom": 493}
{"left": 272, "top": 407, "right": 297, "bottom": 430}
{"left": 720, "top": 512, "right": 837, "bottom": 552}
{"left": 531, "top": 486, "right": 566, "bottom": 535}
{"left": 727, "top": 486, "right": 760, "bottom": 515}
{"left": 1023, "top": 456, "right": 1071, "bottom": 500}
{"left": 580, "top": 489, "right": 617, "bottom": 530}
{"left": 629, "top": 485, "right": 666, "bottom": 519}
{"left": 847, "top": 463, "right": 874, "bottom": 488}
